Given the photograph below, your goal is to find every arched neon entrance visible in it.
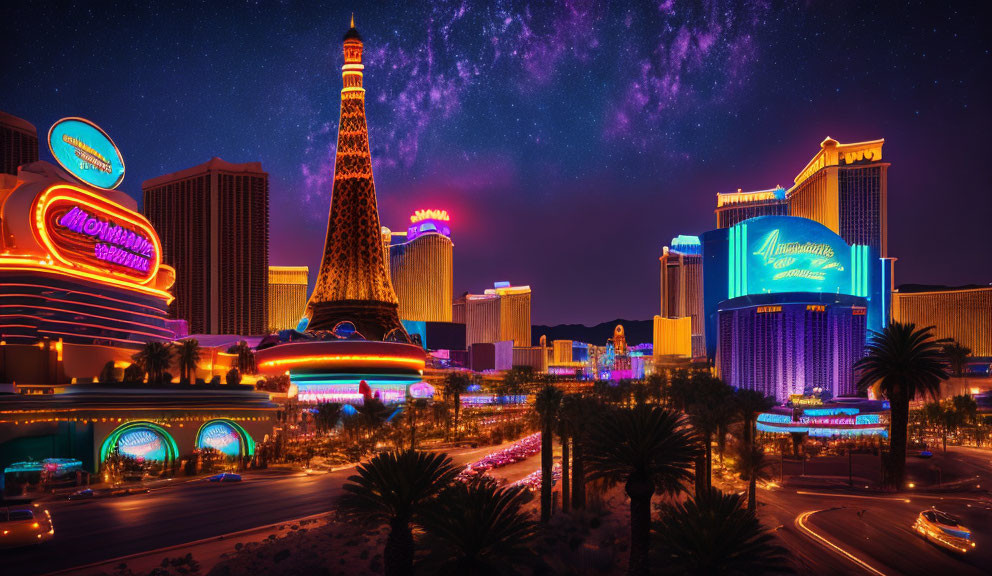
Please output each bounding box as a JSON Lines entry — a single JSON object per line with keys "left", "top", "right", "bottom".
{"left": 195, "top": 419, "right": 255, "bottom": 458}
{"left": 100, "top": 421, "right": 179, "bottom": 465}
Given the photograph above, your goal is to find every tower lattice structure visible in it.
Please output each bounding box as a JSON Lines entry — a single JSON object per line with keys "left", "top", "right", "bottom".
{"left": 305, "top": 18, "right": 407, "bottom": 341}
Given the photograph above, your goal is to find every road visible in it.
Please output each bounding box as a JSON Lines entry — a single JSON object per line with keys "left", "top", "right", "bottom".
{"left": 757, "top": 445, "right": 992, "bottom": 575}
{"left": 3, "top": 443, "right": 508, "bottom": 576}
{"left": 7, "top": 444, "right": 992, "bottom": 576}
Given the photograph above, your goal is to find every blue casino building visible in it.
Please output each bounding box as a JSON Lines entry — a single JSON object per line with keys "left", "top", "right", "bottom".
{"left": 699, "top": 215, "right": 893, "bottom": 403}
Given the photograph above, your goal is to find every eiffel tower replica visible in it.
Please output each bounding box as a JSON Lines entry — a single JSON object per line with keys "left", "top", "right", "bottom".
{"left": 305, "top": 16, "right": 407, "bottom": 342}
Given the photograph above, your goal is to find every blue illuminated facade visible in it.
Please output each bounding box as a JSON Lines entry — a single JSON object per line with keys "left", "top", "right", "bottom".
{"left": 701, "top": 216, "right": 892, "bottom": 403}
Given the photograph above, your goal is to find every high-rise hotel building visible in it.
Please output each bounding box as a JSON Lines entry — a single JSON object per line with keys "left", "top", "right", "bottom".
{"left": 787, "top": 137, "right": 888, "bottom": 256}
{"left": 465, "top": 283, "right": 531, "bottom": 348}
{"left": 893, "top": 285, "right": 992, "bottom": 359}
{"left": 1, "top": 110, "right": 39, "bottom": 176}
{"left": 268, "top": 266, "right": 308, "bottom": 331}
{"left": 714, "top": 186, "right": 788, "bottom": 229}
{"left": 659, "top": 235, "right": 705, "bottom": 357}
{"left": 389, "top": 210, "right": 453, "bottom": 322}
{"left": 143, "top": 157, "right": 269, "bottom": 335}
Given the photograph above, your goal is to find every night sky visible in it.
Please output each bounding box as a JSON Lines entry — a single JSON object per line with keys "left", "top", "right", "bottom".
{"left": 2, "top": 1, "right": 990, "bottom": 325}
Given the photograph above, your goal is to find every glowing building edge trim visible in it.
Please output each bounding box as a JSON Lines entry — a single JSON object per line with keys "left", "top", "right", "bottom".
{"left": 0, "top": 259, "right": 173, "bottom": 303}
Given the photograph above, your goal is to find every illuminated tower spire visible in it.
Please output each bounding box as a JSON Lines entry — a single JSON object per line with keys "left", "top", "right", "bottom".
{"left": 305, "top": 18, "right": 407, "bottom": 341}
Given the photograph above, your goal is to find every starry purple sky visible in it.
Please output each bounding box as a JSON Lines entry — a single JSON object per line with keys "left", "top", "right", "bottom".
{"left": 2, "top": 1, "right": 990, "bottom": 325}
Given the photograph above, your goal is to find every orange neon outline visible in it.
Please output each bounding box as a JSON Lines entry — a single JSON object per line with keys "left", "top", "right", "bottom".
{"left": 258, "top": 355, "right": 425, "bottom": 370}
{"left": 47, "top": 117, "right": 126, "bottom": 190}
{"left": 0, "top": 314, "right": 172, "bottom": 340}
{"left": 0, "top": 259, "right": 173, "bottom": 304}
{"left": 0, "top": 303, "right": 168, "bottom": 332}
{"left": 31, "top": 184, "right": 162, "bottom": 286}
{"left": 0, "top": 283, "right": 167, "bottom": 314}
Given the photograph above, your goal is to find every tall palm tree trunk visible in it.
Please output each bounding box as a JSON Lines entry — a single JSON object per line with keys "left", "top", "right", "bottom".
{"left": 453, "top": 395, "right": 461, "bottom": 440}
{"left": 572, "top": 437, "right": 585, "bottom": 509}
{"left": 385, "top": 517, "right": 414, "bottom": 576}
{"left": 626, "top": 476, "right": 654, "bottom": 576}
{"left": 540, "top": 427, "right": 553, "bottom": 522}
{"left": 747, "top": 475, "right": 757, "bottom": 512}
{"left": 561, "top": 434, "right": 570, "bottom": 512}
{"left": 889, "top": 389, "right": 910, "bottom": 489}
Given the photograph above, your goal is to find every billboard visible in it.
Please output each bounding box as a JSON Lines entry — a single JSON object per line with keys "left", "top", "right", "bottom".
{"left": 32, "top": 184, "right": 162, "bottom": 284}
{"left": 727, "top": 216, "right": 868, "bottom": 298}
{"left": 48, "top": 118, "right": 126, "bottom": 190}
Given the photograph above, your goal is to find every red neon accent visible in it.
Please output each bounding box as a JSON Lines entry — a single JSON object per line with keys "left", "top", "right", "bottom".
{"left": 0, "top": 291, "right": 167, "bottom": 321}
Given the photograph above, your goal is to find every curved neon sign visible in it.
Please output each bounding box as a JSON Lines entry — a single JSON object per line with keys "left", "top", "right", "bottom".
{"left": 31, "top": 184, "right": 162, "bottom": 284}
{"left": 48, "top": 118, "right": 126, "bottom": 190}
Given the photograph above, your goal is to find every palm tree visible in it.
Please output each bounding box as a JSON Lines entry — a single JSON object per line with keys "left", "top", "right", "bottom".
{"left": 735, "top": 389, "right": 776, "bottom": 449}
{"left": 654, "top": 488, "right": 793, "bottom": 575}
{"left": 122, "top": 363, "right": 144, "bottom": 385}
{"left": 585, "top": 405, "right": 701, "bottom": 576}
{"left": 406, "top": 397, "right": 428, "bottom": 450}
{"left": 734, "top": 442, "right": 773, "bottom": 512}
{"left": 683, "top": 374, "right": 734, "bottom": 494}
{"left": 645, "top": 372, "right": 668, "bottom": 405}
{"left": 315, "top": 402, "right": 343, "bottom": 435}
{"left": 567, "top": 394, "right": 599, "bottom": 510}
{"left": 558, "top": 394, "right": 577, "bottom": 512}
{"left": 357, "top": 397, "right": 391, "bottom": 443}
{"left": 337, "top": 450, "right": 459, "bottom": 576}
{"left": 942, "top": 341, "right": 971, "bottom": 377}
{"left": 535, "top": 384, "right": 563, "bottom": 523}
{"left": 442, "top": 372, "right": 472, "bottom": 440}
{"left": 229, "top": 341, "right": 256, "bottom": 375}
{"left": 856, "top": 322, "right": 949, "bottom": 489}
{"left": 98, "top": 360, "right": 117, "bottom": 385}
{"left": 176, "top": 339, "right": 201, "bottom": 384}
{"left": 420, "top": 477, "right": 537, "bottom": 575}
{"left": 132, "top": 341, "right": 173, "bottom": 385}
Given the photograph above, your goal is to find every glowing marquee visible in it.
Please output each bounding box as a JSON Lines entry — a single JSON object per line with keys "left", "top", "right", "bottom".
{"left": 32, "top": 184, "right": 162, "bottom": 284}
{"left": 410, "top": 209, "right": 449, "bottom": 223}
{"left": 407, "top": 209, "right": 451, "bottom": 241}
{"left": 48, "top": 118, "right": 126, "bottom": 190}
{"left": 728, "top": 216, "right": 864, "bottom": 298}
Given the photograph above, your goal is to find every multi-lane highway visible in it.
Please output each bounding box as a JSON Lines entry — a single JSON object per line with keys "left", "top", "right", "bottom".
{"left": 6, "top": 444, "right": 992, "bottom": 576}
{"left": 4, "top": 443, "right": 513, "bottom": 576}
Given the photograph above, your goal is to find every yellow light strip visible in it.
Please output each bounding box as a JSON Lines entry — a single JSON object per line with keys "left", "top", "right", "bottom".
{"left": 0, "top": 258, "right": 173, "bottom": 303}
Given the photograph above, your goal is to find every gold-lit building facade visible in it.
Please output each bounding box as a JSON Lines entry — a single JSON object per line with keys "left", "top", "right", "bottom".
{"left": 714, "top": 186, "right": 788, "bottom": 229}
{"left": 659, "top": 236, "right": 705, "bottom": 357}
{"left": 465, "top": 283, "right": 531, "bottom": 348}
{"left": 388, "top": 211, "right": 454, "bottom": 322}
{"left": 268, "top": 266, "right": 308, "bottom": 331}
{"left": 893, "top": 286, "right": 992, "bottom": 358}
{"left": 787, "top": 137, "right": 889, "bottom": 256}
{"left": 653, "top": 316, "right": 692, "bottom": 358}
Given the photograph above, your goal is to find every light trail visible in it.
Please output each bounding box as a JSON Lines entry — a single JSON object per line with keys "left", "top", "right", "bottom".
{"left": 795, "top": 509, "right": 890, "bottom": 576}
{"left": 795, "top": 490, "right": 911, "bottom": 503}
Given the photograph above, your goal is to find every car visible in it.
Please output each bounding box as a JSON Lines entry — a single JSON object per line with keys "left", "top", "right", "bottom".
{"left": 207, "top": 473, "right": 242, "bottom": 483}
{"left": 917, "top": 450, "right": 933, "bottom": 458}
{"left": 914, "top": 509, "right": 975, "bottom": 553}
{"left": 0, "top": 504, "right": 54, "bottom": 548}
{"left": 67, "top": 488, "right": 95, "bottom": 500}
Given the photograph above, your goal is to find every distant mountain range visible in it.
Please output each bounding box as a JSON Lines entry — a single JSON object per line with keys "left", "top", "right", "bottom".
{"left": 532, "top": 318, "right": 653, "bottom": 347}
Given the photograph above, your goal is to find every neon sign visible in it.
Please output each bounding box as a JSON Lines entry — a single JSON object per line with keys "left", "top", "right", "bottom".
{"left": 728, "top": 216, "right": 855, "bottom": 298}
{"left": 406, "top": 209, "right": 451, "bottom": 241}
{"left": 58, "top": 206, "right": 154, "bottom": 272}
{"left": 32, "top": 184, "right": 162, "bottom": 284}
{"left": 410, "top": 209, "right": 449, "bottom": 223}
{"left": 48, "top": 118, "right": 126, "bottom": 190}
